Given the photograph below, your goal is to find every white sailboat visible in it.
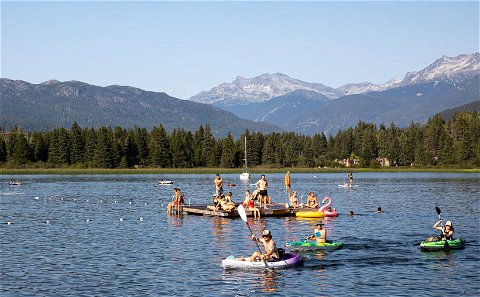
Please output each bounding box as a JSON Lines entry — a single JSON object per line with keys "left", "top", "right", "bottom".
{"left": 239, "top": 136, "right": 250, "bottom": 180}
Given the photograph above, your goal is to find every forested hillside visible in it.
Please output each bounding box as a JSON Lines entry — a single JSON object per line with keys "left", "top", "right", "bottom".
{"left": 1, "top": 111, "right": 478, "bottom": 169}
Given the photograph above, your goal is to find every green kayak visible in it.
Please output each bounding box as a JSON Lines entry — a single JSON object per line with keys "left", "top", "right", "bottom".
{"left": 420, "top": 238, "right": 465, "bottom": 252}
{"left": 286, "top": 241, "right": 344, "bottom": 251}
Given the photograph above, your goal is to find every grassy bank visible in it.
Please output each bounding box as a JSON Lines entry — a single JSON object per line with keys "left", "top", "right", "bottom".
{"left": 1, "top": 167, "right": 478, "bottom": 175}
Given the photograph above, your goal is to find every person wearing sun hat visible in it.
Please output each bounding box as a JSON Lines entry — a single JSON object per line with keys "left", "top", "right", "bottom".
{"left": 249, "top": 229, "right": 279, "bottom": 262}
{"left": 304, "top": 221, "right": 327, "bottom": 243}
{"left": 433, "top": 219, "right": 455, "bottom": 240}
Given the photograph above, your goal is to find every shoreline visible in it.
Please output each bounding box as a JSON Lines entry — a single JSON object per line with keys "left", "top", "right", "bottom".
{"left": 1, "top": 167, "right": 478, "bottom": 175}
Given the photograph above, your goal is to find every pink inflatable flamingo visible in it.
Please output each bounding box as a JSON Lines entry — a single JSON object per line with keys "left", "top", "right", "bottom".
{"left": 319, "top": 196, "right": 338, "bottom": 217}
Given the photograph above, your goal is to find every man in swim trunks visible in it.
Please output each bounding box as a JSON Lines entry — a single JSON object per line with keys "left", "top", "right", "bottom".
{"left": 214, "top": 174, "right": 223, "bottom": 198}
{"left": 255, "top": 174, "right": 268, "bottom": 208}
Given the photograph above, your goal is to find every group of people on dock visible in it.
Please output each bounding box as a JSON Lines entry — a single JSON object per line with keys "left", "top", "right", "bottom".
{"left": 211, "top": 173, "right": 272, "bottom": 217}
{"left": 167, "top": 172, "right": 338, "bottom": 216}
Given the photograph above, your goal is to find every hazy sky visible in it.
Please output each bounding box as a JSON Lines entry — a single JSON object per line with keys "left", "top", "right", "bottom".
{"left": 1, "top": 1, "right": 478, "bottom": 99}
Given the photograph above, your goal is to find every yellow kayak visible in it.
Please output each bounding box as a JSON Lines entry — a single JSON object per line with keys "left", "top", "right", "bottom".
{"left": 295, "top": 211, "right": 325, "bottom": 218}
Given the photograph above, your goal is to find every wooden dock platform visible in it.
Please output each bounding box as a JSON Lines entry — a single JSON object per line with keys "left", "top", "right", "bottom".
{"left": 180, "top": 204, "right": 300, "bottom": 218}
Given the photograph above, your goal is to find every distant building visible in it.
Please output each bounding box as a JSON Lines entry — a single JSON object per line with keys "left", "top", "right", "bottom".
{"left": 336, "top": 158, "right": 360, "bottom": 167}
{"left": 376, "top": 157, "right": 391, "bottom": 167}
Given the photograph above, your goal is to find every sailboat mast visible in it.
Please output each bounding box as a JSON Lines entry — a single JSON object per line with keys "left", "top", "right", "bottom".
{"left": 244, "top": 136, "right": 248, "bottom": 168}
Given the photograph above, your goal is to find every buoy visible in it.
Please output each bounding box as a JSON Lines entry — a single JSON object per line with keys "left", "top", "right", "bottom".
{"left": 145, "top": 203, "right": 147, "bottom": 206}
{"left": 7, "top": 221, "right": 12, "bottom": 225}
{"left": 46, "top": 220, "right": 50, "bottom": 224}
{"left": 119, "top": 218, "right": 124, "bottom": 221}
{"left": 34, "top": 196, "right": 40, "bottom": 200}
{"left": 139, "top": 217, "right": 144, "bottom": 221}
{"left": 129, "top": 201, "right": 132, "bottom": 205}
{"left": 86, "top": 219, "right": 91, "bottom": 222}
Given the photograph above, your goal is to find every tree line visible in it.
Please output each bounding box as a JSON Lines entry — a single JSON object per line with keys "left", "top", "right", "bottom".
{"left": 1, "top": 112, "right": 479, "bottom": 168}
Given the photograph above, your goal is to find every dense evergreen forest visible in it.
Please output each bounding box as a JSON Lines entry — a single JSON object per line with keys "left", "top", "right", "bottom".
{"left": 1, "top": 112, "right": 479, "bottom": 169}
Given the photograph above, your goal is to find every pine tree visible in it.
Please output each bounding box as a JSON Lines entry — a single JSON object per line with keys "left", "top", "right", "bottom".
{"left": 193, "top": 125, "right": 205, "bottom": 167}
{"left": 220, "top": 133, "right": 235, "bottom": 168}
{"left": 69, "top": 122, "right": 85, "bottom": 164}
{"left": 150, "top": 125, "right": 171, "bottom": 168}
{"left": 203, "top": 124, "right": 216, "bottom": 167}
{"left": 94, "top": 127, "right": 115, "bottom": 168}
{"left": 31, "top": 132, "right": 48, "bottom": 163}
{"left": 262, "top": 135, "right": 277, "bottom": 166}
{"left": 48, "top": 128, "right": 70, "bottom": 165}
{"left": 11, "top": 130, "right": 30, "bottom": 165}
{"left": 123, "top": 132, "right": 138, "bottom": 167}
{"left": 133, "top": 127, "right": 150, "bottom": 166}
{"left": 359, "top": 125, "right": 378, "bottom": 167}
{"left": 113, "top": 126, "right": 126, "bottom": 167}
{"left": 83, "top": 128, "right": 97, "bottom": 167}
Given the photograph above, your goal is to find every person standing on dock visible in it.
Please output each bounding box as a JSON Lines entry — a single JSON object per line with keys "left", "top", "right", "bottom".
{"left": 214, "top": 174, "right": 223, "bottom": 198}
{"left": 284, "top": 171, "right": 291, "bottom": 201}
{"left": 255, "top": 175, "right": 269, "bottom": 208}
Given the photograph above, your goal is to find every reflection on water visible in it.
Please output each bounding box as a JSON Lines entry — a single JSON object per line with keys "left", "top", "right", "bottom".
{"left": 0, "top": 173, "right": 479, "bottom": 296}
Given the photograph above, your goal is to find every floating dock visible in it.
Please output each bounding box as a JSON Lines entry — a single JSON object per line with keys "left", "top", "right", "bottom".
{"left": 179, "top": 204, "right": 310, "bottom": 218}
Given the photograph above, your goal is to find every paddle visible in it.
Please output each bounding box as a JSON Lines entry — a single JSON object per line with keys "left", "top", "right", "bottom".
{"left": 435, "top": 207, "right": 450, "bottom": 251}
{"left": 237, "top": 204, "right": 268, "bottom": 268}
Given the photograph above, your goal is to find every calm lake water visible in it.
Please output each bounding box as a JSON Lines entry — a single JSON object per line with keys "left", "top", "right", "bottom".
{"left": 1, "top": 173, "right": 479, "bottom": 296}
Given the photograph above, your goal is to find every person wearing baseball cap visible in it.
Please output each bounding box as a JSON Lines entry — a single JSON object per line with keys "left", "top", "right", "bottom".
{"left": 249, "top": 229, "right": 279, "bottom": 262}
{"left": 433, "top": 219, "right": 455, "bottom": 240}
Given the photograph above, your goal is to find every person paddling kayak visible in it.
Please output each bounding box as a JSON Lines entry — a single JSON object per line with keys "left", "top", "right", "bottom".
{"left": 434, "top": 220, "right": 455, "bottom": 240}
{"left": 304, "top": 222, "right": 327, "bottom": 243}
{"left": 249, "top": 230, "right": 279, "bottom": 262}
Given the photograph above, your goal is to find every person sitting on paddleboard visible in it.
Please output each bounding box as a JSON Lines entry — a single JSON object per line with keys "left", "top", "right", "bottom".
{"left": 433, "top": 220, "right": 455, "bottom": 240}
{"left": 249, "top": 230, "right": 279, "bottom": 262}
{"left": 306, "top": 192, "right": 319, "bottom": 208}
{"left": 305, "top": 222, "right": 327, "bottom": 243}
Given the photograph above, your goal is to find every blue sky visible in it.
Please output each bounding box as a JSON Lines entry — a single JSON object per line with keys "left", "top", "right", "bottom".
{"left": 1, "top": 1, "right": 478, "bottom": 99}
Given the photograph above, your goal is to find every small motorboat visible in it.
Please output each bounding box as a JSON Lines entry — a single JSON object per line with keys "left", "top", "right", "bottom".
{"left": 9, "top": 180, "right": 22, "bottom": 186}
{"left": 158, "top": 180, "right": 174, "bottom": 185}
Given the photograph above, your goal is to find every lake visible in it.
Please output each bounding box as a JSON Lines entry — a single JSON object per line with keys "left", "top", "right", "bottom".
{"left": 1, "top": 172, "right": 479, "bottom": 296}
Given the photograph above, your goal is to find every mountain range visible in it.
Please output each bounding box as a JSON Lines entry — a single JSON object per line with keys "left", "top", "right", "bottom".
{"left": 189, "top": 53, "right": 480, "bottom": 134}
{"left": 0, "top": 79, "right": 281, "bottom": 137}
{"left": 190, "top": 53, "right": 479, "bottom": 102}
{"left": 1, "top": 53, "right": 478, "bottom": 137}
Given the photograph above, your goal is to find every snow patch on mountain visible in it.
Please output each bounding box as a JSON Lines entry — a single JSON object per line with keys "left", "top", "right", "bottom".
{"left": 400, "top": 53, "right": 479, "bottom": 86}
{"left": 338, "top": 53, "right": 479, "bottom": 95}
{"left": 189, "top": 73, "right": 344, "bottom": 105}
